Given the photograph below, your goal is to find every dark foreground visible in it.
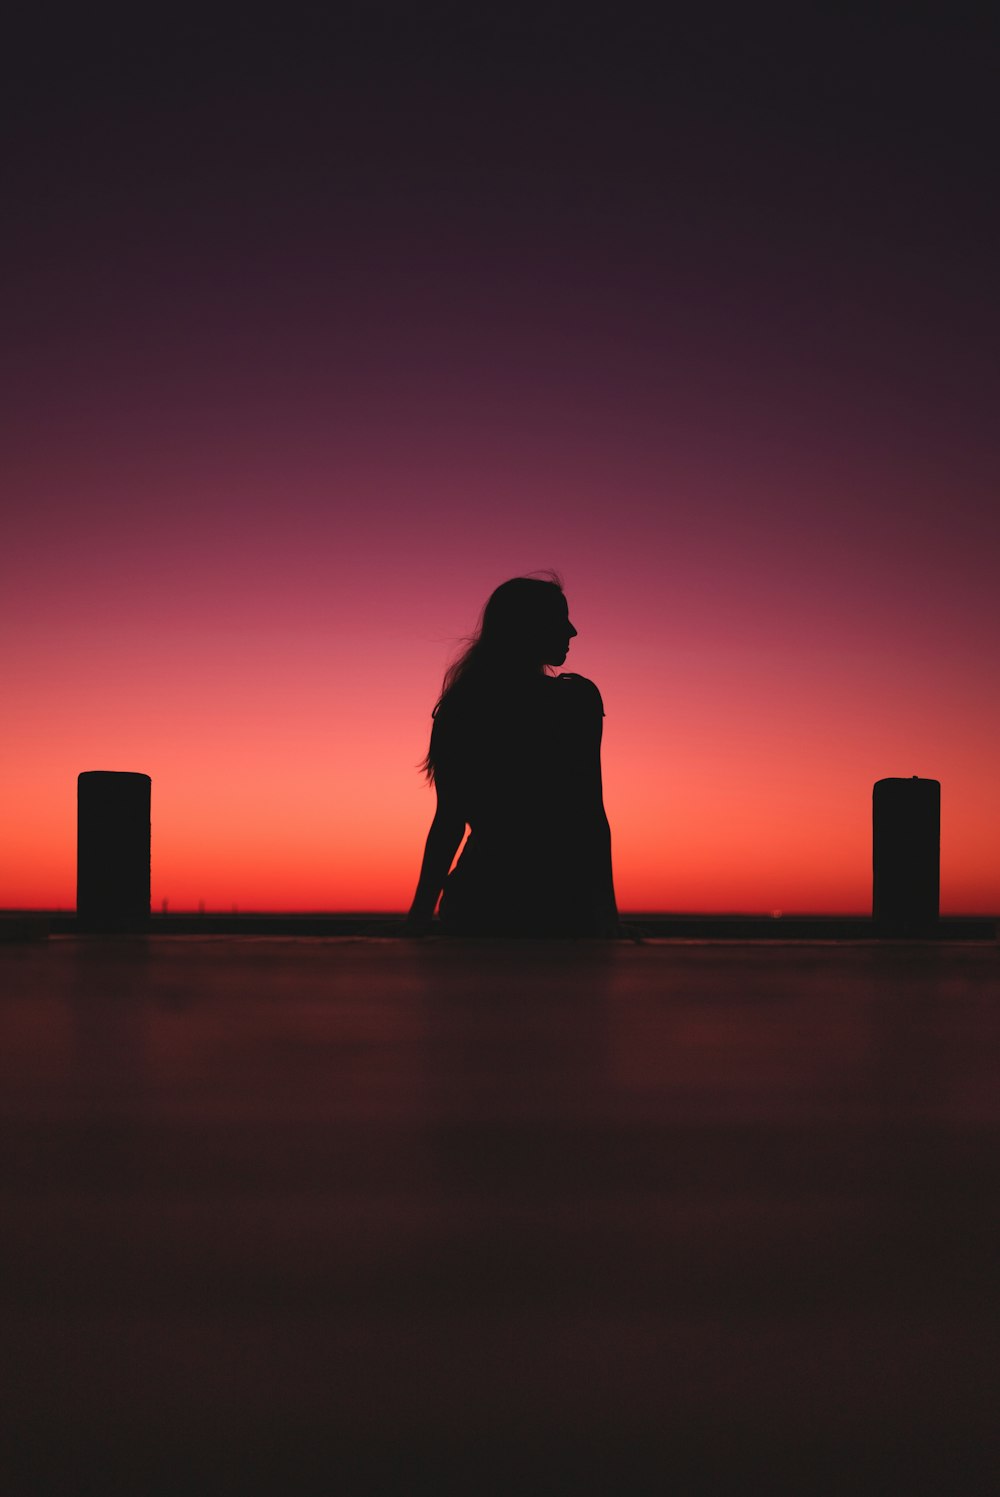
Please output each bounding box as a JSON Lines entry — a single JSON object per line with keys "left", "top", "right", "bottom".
{"left": 2, "top": 937, "right": 998, "bottom": 1495}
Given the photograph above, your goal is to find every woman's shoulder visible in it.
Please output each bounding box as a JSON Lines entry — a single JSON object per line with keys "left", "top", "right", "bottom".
{"left": 555, "top": 673, "right": 605, "bottom": 715}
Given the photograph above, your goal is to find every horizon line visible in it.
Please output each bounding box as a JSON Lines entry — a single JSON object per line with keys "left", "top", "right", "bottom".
{"left": 5, "top": 907, "right": 998, "bottom": 921}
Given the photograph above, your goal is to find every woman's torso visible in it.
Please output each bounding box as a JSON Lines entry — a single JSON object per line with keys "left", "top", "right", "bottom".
{"left": 434, "top": 673, "right": 607, "bottom": 933}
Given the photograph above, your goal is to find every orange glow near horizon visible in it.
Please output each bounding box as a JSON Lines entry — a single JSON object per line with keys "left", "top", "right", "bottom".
{"left": 3, "top": 464, "right": 998, "bottom": 914}
{"left": 6, "top": 740, "right": 997, "bottom": 915}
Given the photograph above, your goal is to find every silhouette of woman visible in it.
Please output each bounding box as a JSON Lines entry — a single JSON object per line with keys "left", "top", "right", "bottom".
{"left": 405, "top": 575, "right": 619, "bottom": 936}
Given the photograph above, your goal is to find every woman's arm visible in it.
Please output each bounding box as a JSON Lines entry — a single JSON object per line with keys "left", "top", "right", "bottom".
{"left": 593, "top": 737, "right": 620, "bottom": 933}
{"left": 404, "top": 788, "right": 467, "bottom": 933}
{"left": 588, "top": 695, "right": 620, "bottom": 934}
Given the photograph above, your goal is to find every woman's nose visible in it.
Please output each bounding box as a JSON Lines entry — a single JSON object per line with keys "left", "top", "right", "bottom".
{"left": 568, "top": 623, "right": 578, "bottom": 638}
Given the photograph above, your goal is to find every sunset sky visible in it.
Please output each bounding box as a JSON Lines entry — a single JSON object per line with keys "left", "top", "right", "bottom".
{"left": 4, "top": 5, "right": 998, "bottom": 912}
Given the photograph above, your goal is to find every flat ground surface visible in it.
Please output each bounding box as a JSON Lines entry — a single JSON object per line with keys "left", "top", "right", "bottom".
{"left": 2, "top": 937, "right": 998, "bottom": 1495}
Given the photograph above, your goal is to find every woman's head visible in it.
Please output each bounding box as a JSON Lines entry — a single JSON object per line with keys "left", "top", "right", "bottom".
{"left": 477, "top": 576, "right": 577, "bottom": 670}
{"left": 422, "top": 573, "right": 577, "bottom": 779}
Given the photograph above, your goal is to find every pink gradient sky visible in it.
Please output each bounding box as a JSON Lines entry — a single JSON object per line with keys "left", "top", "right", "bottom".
{"left": 3, "top": 6, "right": 998, "bottom": 911}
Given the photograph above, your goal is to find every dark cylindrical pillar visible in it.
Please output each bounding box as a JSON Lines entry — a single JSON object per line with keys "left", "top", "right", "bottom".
{"left": 872, "top": 776, "right": 940, "bottom": 935}
{"left": 77, "top": 771, "right": 151, "bottom": 930}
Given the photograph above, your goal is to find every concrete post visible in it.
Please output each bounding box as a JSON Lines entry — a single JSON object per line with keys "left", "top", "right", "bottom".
{"left": 872, "top": 776, "right": 940, "bottom": 935}
{"left": 77, "top": 771, "right": 151, "bottom": 930}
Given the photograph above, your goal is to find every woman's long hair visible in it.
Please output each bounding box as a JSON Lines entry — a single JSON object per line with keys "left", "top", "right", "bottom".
{"left": 421, "top": 572, "right": 565, "bottom": 782}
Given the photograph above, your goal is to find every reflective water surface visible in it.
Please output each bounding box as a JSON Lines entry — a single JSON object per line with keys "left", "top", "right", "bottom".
{"left": 2, "top": 937, "right": 998, "bottom": 1493}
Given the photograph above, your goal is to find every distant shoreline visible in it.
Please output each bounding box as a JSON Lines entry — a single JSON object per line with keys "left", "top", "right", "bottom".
{"left": 2, "top": 911, "right": 996, "bottom": 940}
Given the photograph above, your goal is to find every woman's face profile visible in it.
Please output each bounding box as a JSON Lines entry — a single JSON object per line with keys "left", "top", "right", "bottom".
{"left": 539, "top": 595, "right": 578, "bottom": 667}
